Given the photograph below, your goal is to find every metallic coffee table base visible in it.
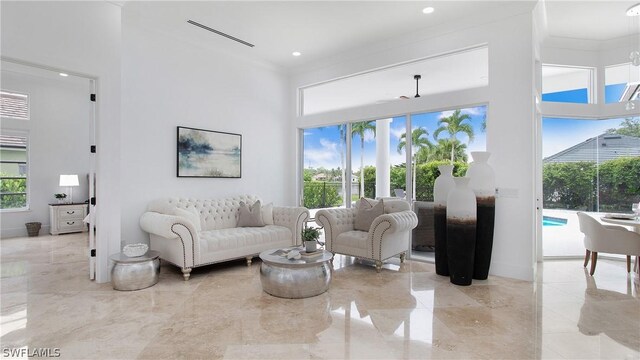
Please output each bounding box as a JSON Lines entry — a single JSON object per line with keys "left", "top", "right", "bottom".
{"left": 110, "top": 251, "right": 160, "bottom": 291}
{"left": 260, "top": 262, "right": 331, "bottom": 298}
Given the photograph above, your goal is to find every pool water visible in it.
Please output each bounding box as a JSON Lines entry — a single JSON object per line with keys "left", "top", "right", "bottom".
{"left": 543, "top": 216, "right": 567, "bottom": 226}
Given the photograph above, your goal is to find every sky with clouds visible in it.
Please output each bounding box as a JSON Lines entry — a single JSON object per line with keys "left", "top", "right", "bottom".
{"left": 303, "top": 103, "right": 636, "bottom": 171}
{"left": 303, "top": 106, "right": 487, "bottom": 171}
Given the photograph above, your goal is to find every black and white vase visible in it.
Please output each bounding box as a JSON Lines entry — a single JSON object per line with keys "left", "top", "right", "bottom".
{"left": 434, "top": 164, "right": 455, "bottom": 276}
{"left": 467, "top": 151, "right": 496, "bottom": 280}
{"left": 446, "top": 177, "right": 477, "bottom": 286}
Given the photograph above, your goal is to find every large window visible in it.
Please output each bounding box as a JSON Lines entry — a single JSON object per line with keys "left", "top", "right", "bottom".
{"left": 542, "top": 116, "right": 640, "bottom": 257}
{"left": 542, "top": 65, "right": 594, "bottom": 104}
{"left": 0, "top": 133, "right": 28, "bottom": 210}
{"left": 302, "top": 125, "right": 347, "bottom": 211}
{"left": 410, "top": 106, "right": 487, "bottom": 201}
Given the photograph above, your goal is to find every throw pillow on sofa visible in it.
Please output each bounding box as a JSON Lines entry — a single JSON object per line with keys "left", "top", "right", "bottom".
{"left": 262, "top": 202, "right": 274, "bottom": 225}
{"left": 354, "top": 198, "right": 384, "bottom": 231}
{"left": 173, "top": 207, "right": 202, "bottom": 232}
{"left": 238, "top": 200, "right": 265, "bottom": 227}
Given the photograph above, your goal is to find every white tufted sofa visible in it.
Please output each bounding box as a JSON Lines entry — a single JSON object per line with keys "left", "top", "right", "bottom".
{"left": 139, "top": 195, "right": 309, "bottom": 280}
{"left": 316, "top": 199, "right": 418, "bottom": 272}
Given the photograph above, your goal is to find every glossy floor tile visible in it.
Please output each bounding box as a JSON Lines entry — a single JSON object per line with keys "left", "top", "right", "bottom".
{"left": 1, "top": 233, "right": 639, "bottom": 359}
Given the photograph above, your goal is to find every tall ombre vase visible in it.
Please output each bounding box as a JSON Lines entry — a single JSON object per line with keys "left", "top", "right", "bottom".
{"left": 467, "top": 151, "right": 496, "bottom": 280}
{"left": 434, "top": 164, "right": 455, "bottom": 276}
{"left": 446, "top": 177, "right": 477, "bottom": 286}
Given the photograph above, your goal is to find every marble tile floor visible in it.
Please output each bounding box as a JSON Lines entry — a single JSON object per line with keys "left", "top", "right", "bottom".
{"left": 1, "top": 233, "right": 639, "bottom": 359}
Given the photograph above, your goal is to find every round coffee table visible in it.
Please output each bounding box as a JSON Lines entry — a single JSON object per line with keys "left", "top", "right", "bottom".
{"left": 259, "top": 247, "right": 333, "bottom": 299}
{"left": 109, "top": 250, "right": 160, "bottom": 291}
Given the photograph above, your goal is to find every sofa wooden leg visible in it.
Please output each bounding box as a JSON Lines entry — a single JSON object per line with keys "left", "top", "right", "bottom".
{"left": 375, "top": 261, "right": 383, "bottom": 273}
{"left": 400, "top": 252, "right": 406, "bottom": 263}
{"left": 181, "top": 268, "right": 192, "bottom": 281}
{"left": 590, "top": 252, "right": 598, "bottom": 276}
{"left": 246, "top": 256, "right": 253, "bottom": 266}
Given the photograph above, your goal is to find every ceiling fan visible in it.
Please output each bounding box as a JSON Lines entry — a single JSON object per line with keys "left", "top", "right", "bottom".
{"left": 399, "top": 74, "right": 422, "bottom": 99}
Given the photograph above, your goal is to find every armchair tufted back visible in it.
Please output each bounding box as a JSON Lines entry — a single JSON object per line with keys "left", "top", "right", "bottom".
{"left": 147, "top": 195, "right": 260, "bottom": 230}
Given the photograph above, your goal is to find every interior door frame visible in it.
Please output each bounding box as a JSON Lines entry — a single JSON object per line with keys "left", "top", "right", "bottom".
{"left": 1, "top": 57, "right": 98, "bottom": 279}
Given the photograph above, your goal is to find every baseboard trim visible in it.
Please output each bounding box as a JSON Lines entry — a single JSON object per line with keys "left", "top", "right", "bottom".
{"left": 1, "top": 225, "right": 51, "bottom": 239}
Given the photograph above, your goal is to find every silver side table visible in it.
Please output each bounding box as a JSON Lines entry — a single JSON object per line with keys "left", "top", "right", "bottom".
{"left": 110, "top": 250, "right": 160, "bottom": 291}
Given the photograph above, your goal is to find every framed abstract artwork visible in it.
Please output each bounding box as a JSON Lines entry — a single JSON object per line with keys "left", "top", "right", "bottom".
{"left": 177, "top": 126, "right": 242, "bottom": 178}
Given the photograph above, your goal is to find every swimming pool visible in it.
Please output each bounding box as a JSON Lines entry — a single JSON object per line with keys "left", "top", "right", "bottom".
{"left": 543, "top": 216, "right": 567, "bottom": 226}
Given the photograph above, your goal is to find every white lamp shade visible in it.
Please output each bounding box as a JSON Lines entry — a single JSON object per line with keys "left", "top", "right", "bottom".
{"left": 59, "top": 174, "right": 79, "bottom": 187}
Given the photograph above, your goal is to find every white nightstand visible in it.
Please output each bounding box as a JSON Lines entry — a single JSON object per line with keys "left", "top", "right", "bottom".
{"left": 49, "top": 203, "right": 88, "bottom": 235}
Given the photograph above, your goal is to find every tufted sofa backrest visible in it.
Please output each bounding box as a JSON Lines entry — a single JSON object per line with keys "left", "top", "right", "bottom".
{"left": 147, "top": 195, "right": 260, "bottom": 230}
{"left": 384, "top": 199, "right": 411, "bottom": 213}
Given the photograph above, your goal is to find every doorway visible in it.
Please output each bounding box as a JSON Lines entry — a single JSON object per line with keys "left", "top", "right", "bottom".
{"left": 0, "top": 59, "right": 97, "bottom": 279}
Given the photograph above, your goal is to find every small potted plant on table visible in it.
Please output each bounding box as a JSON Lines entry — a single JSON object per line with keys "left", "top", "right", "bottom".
{"left": 54, "top": 193, "right": 67, "bottom": 204}
{"left": 301, "top": 225, "right": 321, "bottom": 253}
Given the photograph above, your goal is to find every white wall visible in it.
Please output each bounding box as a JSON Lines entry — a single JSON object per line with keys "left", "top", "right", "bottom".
{"left": 1, "top": 1, "right": 121, "bottom": 283}
{"left": 291, "top": 13, "right": 537, "bottom": 281}
{"left": 120, "top": 10, "right": 293, "bottom": 245}
{"left": 1, "top": 71, "right": 91, "bottom": 238}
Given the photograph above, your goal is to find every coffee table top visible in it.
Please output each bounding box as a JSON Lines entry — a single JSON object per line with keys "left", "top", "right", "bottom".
{"left": 259, "top": 246, "right": 333, "bottom": 267}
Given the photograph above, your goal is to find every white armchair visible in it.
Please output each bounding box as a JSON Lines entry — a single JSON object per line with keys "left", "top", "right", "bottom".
{"left": 316, "top": 199, "right": 418, "bottom": 272}
{"left": 577, "top": 212, "right": 640, "bottom": 275}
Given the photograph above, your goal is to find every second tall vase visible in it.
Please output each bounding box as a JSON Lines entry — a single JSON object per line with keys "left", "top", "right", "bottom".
{"left": 467, "top": 151, "right": 496, "bottom": 280}
{"left": 446, "top": 177, "right": 477, "bottom": 286}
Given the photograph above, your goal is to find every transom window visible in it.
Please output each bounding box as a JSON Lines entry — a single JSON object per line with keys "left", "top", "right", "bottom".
{"left": 0, "top": 90, "right": 29, "bottom": 120}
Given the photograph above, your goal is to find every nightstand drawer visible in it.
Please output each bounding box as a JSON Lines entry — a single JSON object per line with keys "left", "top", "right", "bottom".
{"left": 58, "top": 219, "right": 84, "bottom": 232}
{"left": 58, "top": 206, "right": 85, "bottom": 220}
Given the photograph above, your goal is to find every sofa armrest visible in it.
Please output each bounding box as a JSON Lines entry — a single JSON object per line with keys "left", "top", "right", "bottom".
{"left": 315, "top": 208, "right": 358, "bottom": 249}
{"left": 140, "top": 212, "right": 199, "bottom": 239}
{"left": 273, "top": 206, "right": 310, "bottom": 245}
{"left": 369, "top": 210, "right": 418, "bottom": 235}
{"left": 139, "top": 212, "right": 200, "bottom": 269}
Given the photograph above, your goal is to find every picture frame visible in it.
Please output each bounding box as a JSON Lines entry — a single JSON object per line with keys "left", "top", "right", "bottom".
{"left": 177, "top": 126, "right": 242, "bottom": 178}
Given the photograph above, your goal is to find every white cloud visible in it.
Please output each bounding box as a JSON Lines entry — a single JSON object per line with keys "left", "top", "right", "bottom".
{"left": 304, "top": 138, "right": 342, "bottom": 169}
{"left": 303, "top": 131, "right": 313, "bottom": 136}
{"left": 363, "top": 131, "right": 376, "bottom": 143}
{"left": 438, "top": 107, "right": 484, "bottom": 119}
{"left": 390, "top": 126, "right": 406, "bottom": 140}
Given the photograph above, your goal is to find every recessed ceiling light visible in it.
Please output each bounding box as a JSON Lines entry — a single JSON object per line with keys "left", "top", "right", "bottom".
{"left": 422, "top": 7, "right": 435, "bottom": 14}
{"left": 627, "top": 3, "right": 640, "bottom": 16}
{"left": 59, "top": 73, "right": 68, "bottom": 77}
{"left": 292, "top": 51, "right": 301, "bottom": 57}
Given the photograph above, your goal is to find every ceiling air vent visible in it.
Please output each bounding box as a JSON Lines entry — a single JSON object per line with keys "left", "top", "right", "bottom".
{"left": 187, "top": 20, "right": 254, "bottom": 48}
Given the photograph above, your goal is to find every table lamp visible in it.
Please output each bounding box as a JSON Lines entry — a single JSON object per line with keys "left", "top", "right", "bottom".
{"left": 59, "top": 174, "right": 79, "bottom": 204}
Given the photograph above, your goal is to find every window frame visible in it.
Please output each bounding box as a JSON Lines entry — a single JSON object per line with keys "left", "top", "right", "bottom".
{"left": 0, "top": 130, "right": 30, "bottom": 212}
{"left": 541, "top": 64, "right": 596, "bottom": 105}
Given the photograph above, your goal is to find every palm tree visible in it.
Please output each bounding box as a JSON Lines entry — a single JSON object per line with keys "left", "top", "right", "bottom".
{"left": 352, "top": 121, "right": 376, "bottom": 198}
{"left": 397, "top": 127, "right": 432, "bottom": 198}
{"left": 432, "top": 138, "right": 468, "bottom": 163}
{"left": 433, "top": 109, "right": 475, "bottom": 163}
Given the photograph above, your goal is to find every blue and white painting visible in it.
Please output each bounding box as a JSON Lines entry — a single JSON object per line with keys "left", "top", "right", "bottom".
{"left": 177, "top": 127, "right": 241, "bottom": 178}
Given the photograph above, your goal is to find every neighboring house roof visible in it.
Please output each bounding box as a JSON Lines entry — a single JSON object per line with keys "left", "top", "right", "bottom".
{"left": 543, "top": 133, "right": 640, "bottom": 164}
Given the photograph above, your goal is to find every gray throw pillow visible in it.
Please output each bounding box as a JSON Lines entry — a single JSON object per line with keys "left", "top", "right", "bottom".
{"left": 237, "top": 200, "right": 265, "bottom": 227}
{"left": 354, "top": 199, "right": 384, "bottom": 231}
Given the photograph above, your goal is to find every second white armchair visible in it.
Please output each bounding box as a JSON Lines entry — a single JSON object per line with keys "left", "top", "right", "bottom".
{"left": 316, "top": 199, "right": 418, "bottom": 272}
